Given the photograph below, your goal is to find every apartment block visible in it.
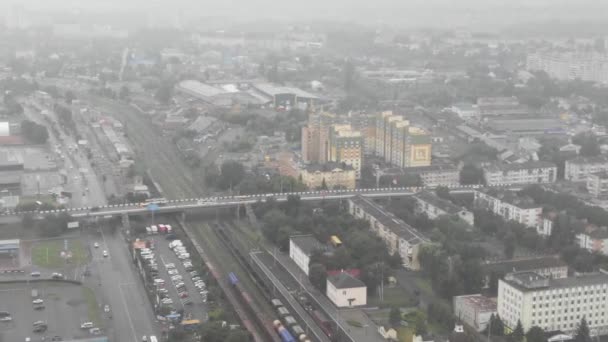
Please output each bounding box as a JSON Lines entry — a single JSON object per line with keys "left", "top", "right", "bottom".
{"left": 483, "top": 161, "right": 557, "bottom": 186}
{"left": 474, "top": 190, "right": 543, "bottom": 230}
{"left": 328, "top": 124, "right": 363, "bottom": 178}
{"left": 375, "top": 111, "right": 432, "bottom": 168}
{"left": 565, "top": 156, "right": 608, "bottom": 182}
{"left": 481, "top": 256, "right": 568, "bottom": 289}
{"left": 301, "top": 111, "right": 336, "bottom": 163}
{"left": 414, "top": 191, "right": 474, "bottom": 226}
{"left": 403, "top": 165, "right": 460, "bottom": 187}
{"left": 300, "top": 162, "right": 356, "bottom": 190}
{"left": 348, "top": 196, "right": 430, "bottom": 270}
{"left": 577, "top": 229, "right": 608, "bottom": 256}
{"left": 498, "top": 272, "right": 608, "bottom": 335}
{"left": 587, "top": 171, "right": 608, "bottom": 198}
{"left": 527, "top": 51, "right": 608, "bottom": 84}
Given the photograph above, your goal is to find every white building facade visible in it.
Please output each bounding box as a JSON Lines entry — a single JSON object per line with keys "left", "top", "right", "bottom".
{"left": 498, "top": 272, "right": 608, "bottom": 335}
{"left": 474, "top": 190, "right": 543, "bottom": 230}
{"left": 484, "top": 162, "right": 557, "bottom": 186}
{"left": 326, "top": 273, "right": 367, "bottom": 307}
{"left": 565, "top": 156, "right": 608, "bottom": 182}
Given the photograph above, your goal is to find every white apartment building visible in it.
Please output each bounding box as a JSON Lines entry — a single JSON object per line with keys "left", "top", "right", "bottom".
{"left": 404, "top": 165, "right": 460, "bottom": 188}
{"left": 565, "top": 156, "right": 608, "bottom": 182}
{"left": 498, "top": 272, "right": 608, "bottom": 335}
{"left": 576, "top": 230, "right": 608, "bottom": 256}
{"left": 474, "top": 190, "right": 543, "bottom": 230}
{"left": 587, "top": 171, "right": 608, "bottom": 198}
{"left": 527, "top": 52, "right": 608, "bottom": 84}
{"left": 348, "top": 195, "right": 429, "bottom": 270}
{"left": 414, "top": 191, "right": 475, "bottom": 226}
{"left": 483, "top": 161, "right": 557, "bottom": 186}
{"left": 289, "top": 235, "right": 325, "bottom": 276}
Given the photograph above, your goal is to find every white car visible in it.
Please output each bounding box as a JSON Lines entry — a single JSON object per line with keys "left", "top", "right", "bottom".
{"left": 171, "top": 275, "right": 182, "bottom": 282}
{"left": 32, "top": 299, "right": 43, "bottom": 305}
{"left": 0, "top": 316, "right": 12, "bottom": 322}
{"left": 165, "top": 263, "right": 175, "bottom": 269}
{"left": 80, "top": 322, "right": 94, "bottom": 329}
{"left": 104, "top": 305, "right": 110, "bottom": 313}
{"left": 93, "top": 242, "right": 99, "bottom": 248}
{"left": 168, "top": 269, "right": 179, "bottom": 275}
{"left": 103, "top": 250, "right": 108, "bottom": 257}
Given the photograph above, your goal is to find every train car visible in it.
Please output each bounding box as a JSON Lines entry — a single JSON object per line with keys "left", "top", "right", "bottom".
{"left": 329, "top": 235, "right": 342, "bottom": 247}
{"left": 228, "top": 272, "right": 239, "bottom": 285}
{"left": 273, "top": 320, "right": 296, "bottom": 342}
{"left": 277, "top": 306, "right": 290, "bottom": 317}
{"left": 271, "top": 298, "right": 284, "bottom": 308}
{"left": 311, "top": 310, "right": 334, "bottom": 339}
{"left": 283, "top": 315, "right": 297, "bottom": 327}
{"left": 231, "top": 272, "right": 282, "bottom": 342}
{"left": 291, "top": 325, "right": 307, "bottom": 341}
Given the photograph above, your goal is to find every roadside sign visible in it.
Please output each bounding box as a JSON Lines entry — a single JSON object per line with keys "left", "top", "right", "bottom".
{"left": 147, "top": 203, "right": 159, "bottom": 212}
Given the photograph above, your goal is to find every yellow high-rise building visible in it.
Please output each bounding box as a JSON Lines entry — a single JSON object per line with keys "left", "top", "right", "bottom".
{"left": 328, "top": 124, "right": 363, "bottom": 179}
{"left": 375, "top": 111, "right": 431, "bottom": 168}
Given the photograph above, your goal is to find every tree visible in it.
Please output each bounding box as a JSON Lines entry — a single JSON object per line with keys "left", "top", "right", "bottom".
{"left": 460, "top": 163, "right": 484, "bottom": 185}
{"left": 526, "top": 326, "right": 547, "bottom": 342}
{"left": 21, "top": 120, "right": 49, "bottom": 144}
{"left": 119, "top": 86, "right": 131, "bottom": 100}
{"left": 573, "top": 133, "right": 600, "bottom": 157}
{"left": 219, "top": 160, "right": 246, "bottom": 190}
{"left": 510, "top": 320, "right": 524, "bottom": 342}
{"left": 575, "top": 317, "right": 591, "bottom": 342}
{"left": 199, "top": 322, "right": 230, "bottom": 342}
{"left": 155, "top": 83, "right": 173, "bottom": 104}
{"left": 225, "top": 330, "right": 250, "bottom": 342}
{"left": 487, "top": 314, "right": 505, "bottom": 336}
{"left": 65, "top": 90, "right": 75, "bottom": 104}
{"left": 435, "top": 186, "right": 452, "bottom": 200}
{"left": 320, "top": 178, "right": 328, "bottom": 190}
{"left": 389, "top": 307, "right": 401, "bottom": 327}
{"left": 504, "top": 233, "right": 516, "bottom": 259}
{"left": 308, "top": 263, "right": 327, "bottom": 292}
{"left": 414, "top": 311, "right": 428, "bottom": 335}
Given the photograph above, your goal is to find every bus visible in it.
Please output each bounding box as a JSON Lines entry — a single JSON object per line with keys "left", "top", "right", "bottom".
{"left": 142, "top": 198, "right": 168, "bottom": 206}
{"left": 181, "top": 319, "right": 201, "bottom": 331}
{"left": 149, "top": 336, "right": 158, "bottom": 342}
{"left": 330, "top": 235, "right": 342, "bottom": 247}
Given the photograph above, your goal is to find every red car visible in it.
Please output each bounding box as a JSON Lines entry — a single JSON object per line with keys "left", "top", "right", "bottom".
{"left": 179, "top": 292, "right": 189, "bottom": 298}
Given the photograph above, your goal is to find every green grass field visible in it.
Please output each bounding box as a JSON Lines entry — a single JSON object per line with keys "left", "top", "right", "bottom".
{"left": 31, "top": 239, "right": 88, "bottom": 268}
{"left": 82, "top": 286, "right": 103, "bottom": 328}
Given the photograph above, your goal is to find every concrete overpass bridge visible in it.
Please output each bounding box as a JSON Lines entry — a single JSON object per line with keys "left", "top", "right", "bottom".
{"left": 7, "top": 185, "right": 501, "bottom": 219}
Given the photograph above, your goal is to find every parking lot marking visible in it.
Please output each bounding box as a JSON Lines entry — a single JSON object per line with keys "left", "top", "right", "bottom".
{"left": 118, "top": 284, "right": 139, "bottom": 342}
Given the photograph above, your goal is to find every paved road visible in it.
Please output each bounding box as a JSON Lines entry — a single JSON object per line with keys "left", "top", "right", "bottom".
{"left": 25, "top": 100, "right": 107, "bottom": 208}
{"left": 82, "top": 95, "right": 206, "bottom": 199}
{"left": 87, "top": 227, "right": 158, "bottom": 342}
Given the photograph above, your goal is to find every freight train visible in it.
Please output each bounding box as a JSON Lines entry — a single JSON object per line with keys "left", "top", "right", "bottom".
{"left": 228, "top": 272, "right": 282, "bottom": 342}
{"left": 271, "top": 298, "right": 312, "bottom": 342}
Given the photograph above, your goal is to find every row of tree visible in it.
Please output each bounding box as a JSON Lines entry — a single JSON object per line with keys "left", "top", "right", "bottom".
{"left": 254, "top": 197, "right": 400, "bottom": 295}
{"left": 486, "top": 314, "right": 592, "bottom": 342}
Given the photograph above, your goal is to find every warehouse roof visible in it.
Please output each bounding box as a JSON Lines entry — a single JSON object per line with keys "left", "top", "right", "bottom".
{"left": 253, "top": 83, "right": 319, "bottom": 99}
{"left": 177, "top": 80, "right": 226, "bottom": 98}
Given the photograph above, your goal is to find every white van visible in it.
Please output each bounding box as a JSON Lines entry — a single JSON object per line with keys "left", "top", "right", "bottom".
{"left": 80, "top": 322, "right": 94, "bottom": 329}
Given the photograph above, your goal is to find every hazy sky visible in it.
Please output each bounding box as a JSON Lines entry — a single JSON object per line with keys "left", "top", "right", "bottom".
{"left": 3, "top": 0, "right": 608, "bottom": 30}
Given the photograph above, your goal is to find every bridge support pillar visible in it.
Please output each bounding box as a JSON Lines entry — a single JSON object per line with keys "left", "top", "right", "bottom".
{"left": 180, "top": 211, "right": 186, "bottom": 223}
{"left": 236, "top": 204, "right": 240, "bottom": 221}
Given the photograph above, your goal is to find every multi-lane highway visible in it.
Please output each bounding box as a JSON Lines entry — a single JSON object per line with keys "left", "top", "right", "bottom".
{"left": 5, "top": 185, "right": 496, "bottom": 219}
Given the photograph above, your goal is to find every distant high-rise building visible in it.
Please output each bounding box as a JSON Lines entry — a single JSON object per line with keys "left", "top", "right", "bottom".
{"left": 374, "top": 111, "right": 431, "bottom": 168}
{"left": 527, "top": 51, "right": 608, "bottom": 84}
{"left": 301, "top": 112, "right": 336, "bottom": 163}
{"left": 328, "top": 124, "right": 363, "bottom": 179}
{"left": 348, "top": 113, "right": 376, "bottom": 155}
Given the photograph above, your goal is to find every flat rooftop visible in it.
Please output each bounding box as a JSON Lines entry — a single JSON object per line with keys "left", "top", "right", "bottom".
{"left": 349, "top": 196, "right": 428, "bottom": 245}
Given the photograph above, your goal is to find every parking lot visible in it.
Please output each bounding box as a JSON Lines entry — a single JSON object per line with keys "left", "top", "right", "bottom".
{"left": 0, "top": 281, "right": 103, "bottom": 341}
{"left": 149, "top": 229, "right": 208, "bottom": 322}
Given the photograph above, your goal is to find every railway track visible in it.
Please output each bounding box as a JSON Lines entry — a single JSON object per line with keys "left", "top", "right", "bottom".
{"left": 188, "top": 221, "right": 280, "bottom": 342}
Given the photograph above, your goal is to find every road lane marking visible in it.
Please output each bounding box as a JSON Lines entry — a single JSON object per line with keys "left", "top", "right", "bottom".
{"left": 118, "top": 283, "right": 139, "bottom": 342}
